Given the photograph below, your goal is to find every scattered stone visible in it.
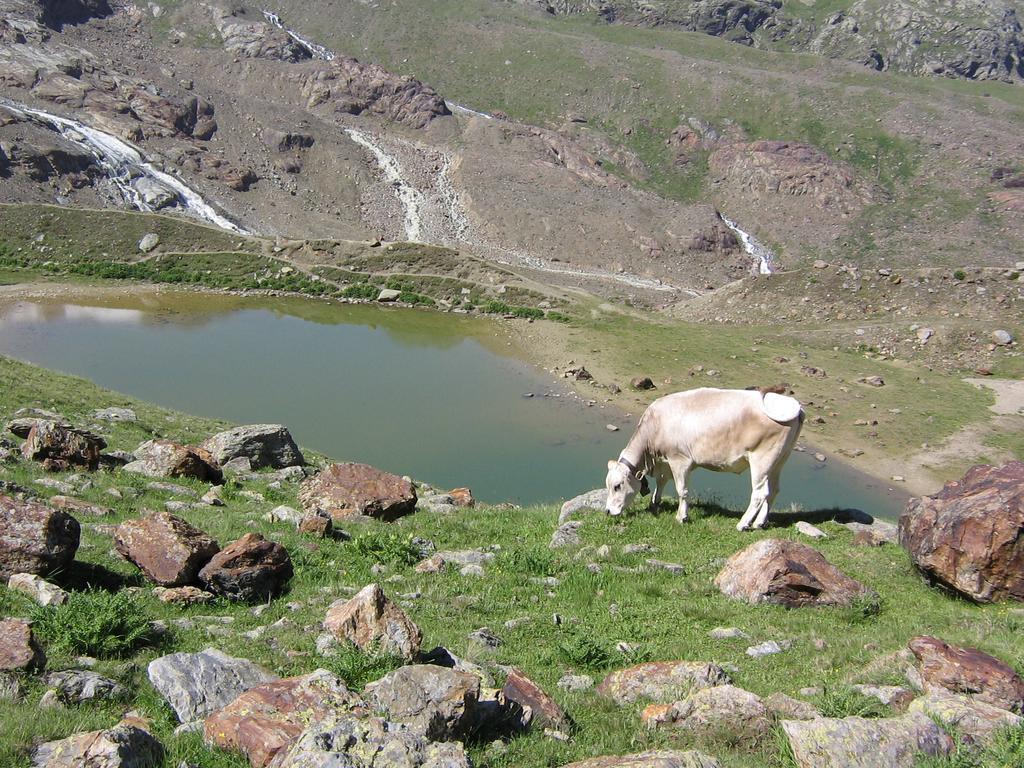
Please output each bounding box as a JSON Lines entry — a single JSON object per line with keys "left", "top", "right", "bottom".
{"left": 916, "top": 327, "right": 934, "bottom": 343}
{"left": 46, "top": 670, "right": 124, "bottom": 704}
{"left": 800, "top": 366, "right": 827, "bottom": 378}
{"left": 222, "top": 456, "right": 253, "bottom": 475}
{"left": 153, "top": 586, "right": 215, "bottom": 605}
{"left": 992, "top": 329, "right": 1014, "bottom": 346}
{"left": 299, "top": 462, "right": 417, "bottom": 522}
{"left": 93, "top": 407, "right": 137, "bottom": 422}
{"left": 138, "top": 233, "right": 160, "bottom": 252}
{"left": 32, "top": 716, "right": 163, "bottom": 768}
{"left": 414, "top": 554, "right": 446, "bottom": 573}
{"left": 764, "top": 692, "right": 820, "bottom": 720}
{"left": 201, "top": 486, "right": 224, "bottom": 506}
{"left": 781, "top": 712, "right": 952, "bottom": 768}
{"left": 48, "top": 495, "right": 112, "bottom": 517}
{"left": 597, "top": 661, "right": 730, "bottom": 705}
{"left": 203, "top": 669, "right": 363, "bottom": 768}
{"left": 502, "top": 667, "right": 570, "bottom": 730}
{"left": 448, "top": 487, "right": 475, "bottom": 507}
{"left": 198, "top": 533, "right": 293, "bottom": 602}
{"left": 551, "top": 520, "right": 583, "bottom": 548}
{"left": 148, "top": 647, "right": 278, "bottom": 723}
{"left": 468, "top": 627, "right": 503, "bottom": 649}
{"left": 123, "top": 440, "right": 223, "bottom": 484}
{"left": 899, "top": 461, "right": 1024, "bottom": 602}
{"left": 0, "top": 495, "right": 80, "bottom": 578}
{"left": 7, "top": 573, "right": 68, "bottom": 606}
{"left": 850, "top": 684, "right": 914, "bottom": 709}
{"left": 21, "top": 422, "right": 105, "bottom": 472}
{"left": 460, "top": 563, "right": 485, "bottom": 577}
{"left": 558, "top": 674, "right": 594, "bottom": 692}
{"left": 795, "top": 521, "right": 828, "bottom": 539}
{"left": 562, "top": 752, "right": 720, "bottom": 768}
{"left": 114, "top": 511, "right": 219, "bottom": 586}
{"left": 559, "top": 488, "right": 606, "bottom": 523}
{"left": 365, "top": 664, "right": 480, "bottom": 740}
{"left": 909, "top": 636, "right": 1024, "bottom": 712}
{"left": 323, "top": 583, "right": 422, "bottom": 660}
{"left": 715, "top": 538, "right": 875, "bottom": 608}
{"left": 857, "top": 376, "right": 885, "bottom": 387}
{"left": 201, "top": 424, "right": 304, "bottom": 470}
{"left": 746, "top": 640, "right": 790, "bottom": 658}
{"left": 435, "top": 549, "right": 495, "bottom": 567}
{"left": 298, "top": 514, "right": 332, "bottom": 538}
{"left": 642, "top": 684, "right": 771, "bottom": 738}
{"left": 709, "top": 627, "right": 749, "bottom": 640}
{"left": 908, "top": 690, "right": 1022, "bottom": 746}
{"left": 606, "top": 424, "right": 619, "bottom": 432}
{"left": 630, "top": 376, "right": 656, "bottom": 390}
{"left": 265, "top": 505, "right": 304, "bottom": 526}
{"left": 377, "top": 288, "right": 401, "bottom": 302}
{"left": 0, "top": 618, "right": 45, "bottom": 671}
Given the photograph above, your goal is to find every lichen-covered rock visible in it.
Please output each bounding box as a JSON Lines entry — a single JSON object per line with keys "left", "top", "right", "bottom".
{"left": 715, "top": 538, "right": 874, "bottom": 608}
{"left": 559, "top": 751, "right": 721, "bottom": 768}
{"left": 899, "top": 461, "right": 1024, "bottom": 602}
{"left": 908, "top": 690, "right": 1022, "bottom": 746}
{"left": 204, "top": 670, "right": 364, "bottom": 768}
{"left": 364, "top": 664, "right": 480, "bottom": 740}
{"left": 114, "top": 512, "right": 219, "bottom": 587}
{"left": 597, "top": 661, "right": 731, "bottom": 705}
{"left": 7, "top": 573, "right": 67, "bottom": 606}
{"left": 46, "top": 670, "right": 124, "bottom": 704}
{"left": 123, "top": 439, "right": 223, "bottom": 484}
{"left": 198, "top": 533, "right": 293, "bottom": 602}
{"left": 908, "top": 636, "right": 1024, "bottom": 713}
{"left": 148, "top": 648, "right": 278, "bottom": 723}
{"left": 20, "top": 421, "right": 105, "bottom": 471}
{"left": 32, "top": 716, "right": 163, "bottom": 768}
{"left": 0, "top": 618, "right": 45, "bottom": 671}
{"left": 0, "top": 495, "right": 79, "bottom": 579}
{"left": 324, "top": 583, "right": 422, "bottom": 660}
{"left": 299, "top": 463, "right": 416, "bottom": 522}
{"left": 48, "top": 495, "right": 113, "bottom": 517}
{"left": 152, "top": 585, "right": 215, "bottom": 605}
{"left": 642, "top": 685, "right": 771, "bottom": 737}
{"left": 201, "top": 424, "right": 305, "bottom": 470}
{"left": 781, "top": 712, "right": 953, "bottom": 768}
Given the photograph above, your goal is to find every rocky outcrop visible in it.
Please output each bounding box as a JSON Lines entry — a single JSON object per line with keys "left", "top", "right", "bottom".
{"left": 899, "top": 461, "right": 1024, "bottom": 602}
{"left": 908, "top": 690, "right": 1022, "bottom": 746}
{"left": 212, "top": 8, "right": 311, "bottom": 62}
{"left": 908, "top": 636, "right": 1024, "bottom": 713}
{"left": 31, "top": 716, "right": 162, "bottom": 768}
{"left": 0, "top": 617, "right": 45, "bottom": 671}
{"left": 597, "top": 661, "right": 730, "bottom": 705}
{"left": 114, "top": 512, "right": 220, "bottom": 587}
{"left": 323, "top": 583, "right": 422, "bottom": 660}
{"left": 364, "top": 664, "right": 480, "bottom": 740}
{"left": 0, "top": 494, "right": 80, "bottom": 578}
{"left": 781, "top": 712, "right": 953, "bottom": 768}
{"left": 198, "top": 533, "right": 293, "bottom": 602}
{"left": 642, "top": 684, "right": 771, "bottom": 738}
{"left": 203, "top": 670, "right": 364, "bottom": 768}
{"left": 123, "top": 440, "right": 223, "bottom": 484}
{"left": 148, "top": 648, "right": 278, "bottom": 723}
{"left": 560, "top": 752, "right": 721, "bottom": 768}
{"left": 201, "top": 424, "right": 305, "bottom": 470}
{"left": 299, "top": 462, "right": 417, "bottom": 522}
{"left": 715, "top": 538, "right": 874, "bottom": 608}
{"left": 20, "top": 421, "right": 104, "bottom": 471}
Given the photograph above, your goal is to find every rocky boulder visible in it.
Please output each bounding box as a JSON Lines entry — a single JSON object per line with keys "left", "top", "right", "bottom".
{"left": 148, "top": 648, "right": 278, "bottom": 723}
{"left": 198, "top": 533, "right": 293, "bottom": 602}
{"left": 204, "top": 669, "right": 364, "bottom": 768}
{"left": 269, "top": 713, "right": 471, "bottom": 768}
{"left": 114, "top": 512, "right": 219, "bottom": 587}
{"left": 597, "top": 661, "right": 731, "bottom": 705}
{"left": 21, "top": 421, "right": 104, "bottom": 471}
{"left": 0, "top": 494, "right": 79, "bottom": 578}
{"left": 365, "top": 664, "right": 480, "bottom": 740}
{"left": 501, "top": 667, "right": 570, "bottom": 730}
{"left": 642, "top": 684, "right": 770, "bottom": 737}
{"left": 7, "top": 573, "right": 68, "bottom": 606}
{"left": 909, "top": 690, "right": 1022, "bottom": 746}
{"left": 122, "top": 439, "right": 223, "bottom": 484}
{"left": 0, "top": 618, "right": 45, "bottom": 671}
{"left": 559, "top": 488, "right": 607, "bottom": 523}
{"left": 299, "top": 462, "right": 416, "bottom": 522}
{"left": 213, "top": 9, "right": 311, "bottom": 62}
{"left": 46, "top": 670, "right": 124, "bottom": 704}
{"left": 560, "top": 751, "right": 721, "bottom": 768}
{"left": 908, "top": 636, "right": 1024, "bottom": 713}
{"left": 32, "top": 716, "right": 162, "bottom": 768}
{"left": 201, "top": 424, "right": 305, "bottom": 470}
{"left": 715, "top": 538, "right": 874, "bottom": 608}
{"left": 323, "top": 583, "right": 422, "bottom": 660}
{"left": 899, "top": 461, "right": 1024, "bottom": 602}
{"left": 781, "top": 712, "right": 953, "bottom": 768}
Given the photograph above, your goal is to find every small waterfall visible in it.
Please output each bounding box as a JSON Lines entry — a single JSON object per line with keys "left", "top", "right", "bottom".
{"left": 344, "top": 128, "right": 425, "bottom": 242}
{"left": 261, "top": 10, "right": 336, "bottom": 60}
{"left": 445, "top": 102, "right": 493, "bottom": 120}
{"left": 719, "top": 213, "right": 773, "bottom": 275}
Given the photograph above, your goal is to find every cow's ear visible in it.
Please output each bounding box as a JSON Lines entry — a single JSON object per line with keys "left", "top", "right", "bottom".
{"left": 607, "top": 460, "right": 618, "bottom": 470}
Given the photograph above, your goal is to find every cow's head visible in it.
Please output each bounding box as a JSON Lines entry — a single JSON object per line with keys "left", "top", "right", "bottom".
{"left": 605, "top": 459, "right": 643, "bottom": 516}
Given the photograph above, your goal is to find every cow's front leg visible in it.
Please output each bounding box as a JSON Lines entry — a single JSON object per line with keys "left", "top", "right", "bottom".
{"left": 666, "top": 458, "right": 693, "bottom": 523}
{"left": 649, "top": 462, "right": 671, "bottom": 512}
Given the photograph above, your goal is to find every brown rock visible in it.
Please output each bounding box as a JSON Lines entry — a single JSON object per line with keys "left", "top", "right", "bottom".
{"left": 299, "top": 462, "right": 416, "bottom": 522}
{"left": 899, "top": 461, "right": 1024, "bottom": 602}
{"left": 715, "top": 538, "right": 874, "bottom": 608}
{"left": 630, "top": 376, "right": 656, "bottom": 390}
{"left": 122, "top": 439, "right": 223, "bottom": 484}
{"left": 0, "top": 618, "right": 45, "bottom": 671}
{"left": 323, "top": 583, "right": 422, "bottom": 660}
{"left": 909, "top": 636, "right": 1024, "bottom": 713}
{"left": 48, "top": 495, "right": 112, "bottom": 517}
{"left": 21, "top": 421, "right": 104, "bottom": 471}
{"left": 414, "top": 554, "right": 446, "bottom": 573}
{"left": 198, "top": 533, "right": 293, "bottom": 602}
{"left": 298, "top": 515, "right": 332, "bottom": 538}
{"left": 448, "top": 487, "right": 475, "bottom": 508}
{"left": 114, "top": 512, "right": 219, "bottom": 586}
{"left": 32, "top": 717, "right": 163, "bottom": 768}
{"left": 560, "top": 751, "right": 721, "bottom": 768}
{"left": 0, "top": 494, "right": 80, "bottom": 579}
{"left": 501, "top": 667, "right": 570, "bottom": 730}
{"left": 153, "top": 585, "right": 215, "bottom": 605}
{"left": 597, "top": 661, "right": 731, "bottom": 705}
{"left": 203, "top": 669, "right": 363, "bottom": 768}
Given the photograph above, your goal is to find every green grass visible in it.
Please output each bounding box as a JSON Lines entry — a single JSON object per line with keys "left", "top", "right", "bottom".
{"left": 0, "top": 355, "right": 1021, "bottom": 767}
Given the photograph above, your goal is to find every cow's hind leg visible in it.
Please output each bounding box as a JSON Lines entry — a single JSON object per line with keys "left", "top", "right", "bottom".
{"left": 737, "top": 455, "right": 772, "bottom": 531}
{"left": 752, "top": 465, "right": 783, "bottom": 529}
{"left": 666, "top": 457, "right": 694, "bottom": 523}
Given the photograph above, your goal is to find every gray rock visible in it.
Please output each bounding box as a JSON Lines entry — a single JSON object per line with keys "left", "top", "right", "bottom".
{"left": 32, "top": 717, "right": 163, "bottom": 768}
{"left": 93, "top": 407, "right": 137, "bottom": 422}
{"left": 550, "top": 520, "right": 583, "bottom": 548}
{"left": 434, "top": 549, "right": 494, "bottom": 567}
{"left": 559, "top": 488, "right": 606, "bottom": 523}
{"left": 795, "top": 521, "right": 828, "bottom": 539}
{"left": 557, "top": 674, "right": 594, "bottom": 692}
{"left": 266, "top": 505, "right": 305, "bottom": 525}
{"left": 460, "top": 564, "right": 485, "bottom": 577}
{"left": 560, "top": 751, "right": 720, "bottom": 768}
{"left": 377, "top": 288, "right": 402, "bottom": 302}
{"left": 764, "top": 692, "right": 820, "bottom": 721}
{"left": 644, "top": 684, "right": 771, "bottom": 738}
{"left": 992, "top": 329, "right": 1014, "bottom": 346}
{"left": 201, "top": 424, "right": 304, "bottom": 470}
{"left": 46, "top": 670, "right": 124, "bottom": 704}
{"left": 709, "top": 627, "right": 749, "bottom": 641}
{"left": 147, "top": 647, "right": 277, "bottom": 723}
{"left": 133, "top": 178, "right": 177, "bottom": 209}
{"left": 137, "top": 233, "right": 160, "bottom": 253}
{"left": 840, "top": 518, "right": 898, "bottom": 544}
{"left": 781, "top": 712, "right": 953, "bottom": 767}
{"left": 364, "top": 664, "right": 481, "bottom": 740}
{"left": 467, "top": 627, "right": 502, "bottom": 649}
{"left": 222, "top": 456, "right": 253, "bottom": 474}
{"left": 7, "top": 573, "right": 68, "bottom": 607}
{"left": 850, "top": 684, "right": 913, "bottom": 708}
{"left": 746, "top": 640, "right": 790, "bottom": 658}
{"left": 908, "top": 690, "right": 1022, "bottom": 746}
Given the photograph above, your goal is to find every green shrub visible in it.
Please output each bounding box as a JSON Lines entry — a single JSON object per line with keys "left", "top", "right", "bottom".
{"left": 814, "top": 686, "right": 888, "bottom": 719}
{"left": 320, "top": 641, "right": 404, "bottom": 689}
{"left": 341, "top": 283, "right": 380, "bottom": 299}
{"left": 350, "top": 531, "right": 421, "bottom": 566}
{"left": 558, "top": 632, "right": 613, "bottom": 671}
{"left": 953, "top": 269, "right": 967, "bottom": 281}
{"left": 31, "top": 590, "right": 156, "bottom": 658}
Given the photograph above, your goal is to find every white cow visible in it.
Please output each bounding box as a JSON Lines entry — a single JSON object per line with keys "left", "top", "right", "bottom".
{"left": 604, "top": 387, "right": 804, "bottom": 530}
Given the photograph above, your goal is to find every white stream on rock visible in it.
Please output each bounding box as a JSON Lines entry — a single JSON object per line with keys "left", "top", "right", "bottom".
{"left": 261, "top": 10, "right": 336, "bottom": 61}
{"left": 343, "top": 128, "right": 426, "bottom": 243}
{"left": 719, "top": 213, "right": 774, "bottom": 275}
{"left": 0, "top": 97, "right": 248, "bottom": 234}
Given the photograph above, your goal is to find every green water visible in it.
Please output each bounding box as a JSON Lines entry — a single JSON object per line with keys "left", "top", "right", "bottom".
{"left": 0, "top": 291, "right": 906, "bottom": 516}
